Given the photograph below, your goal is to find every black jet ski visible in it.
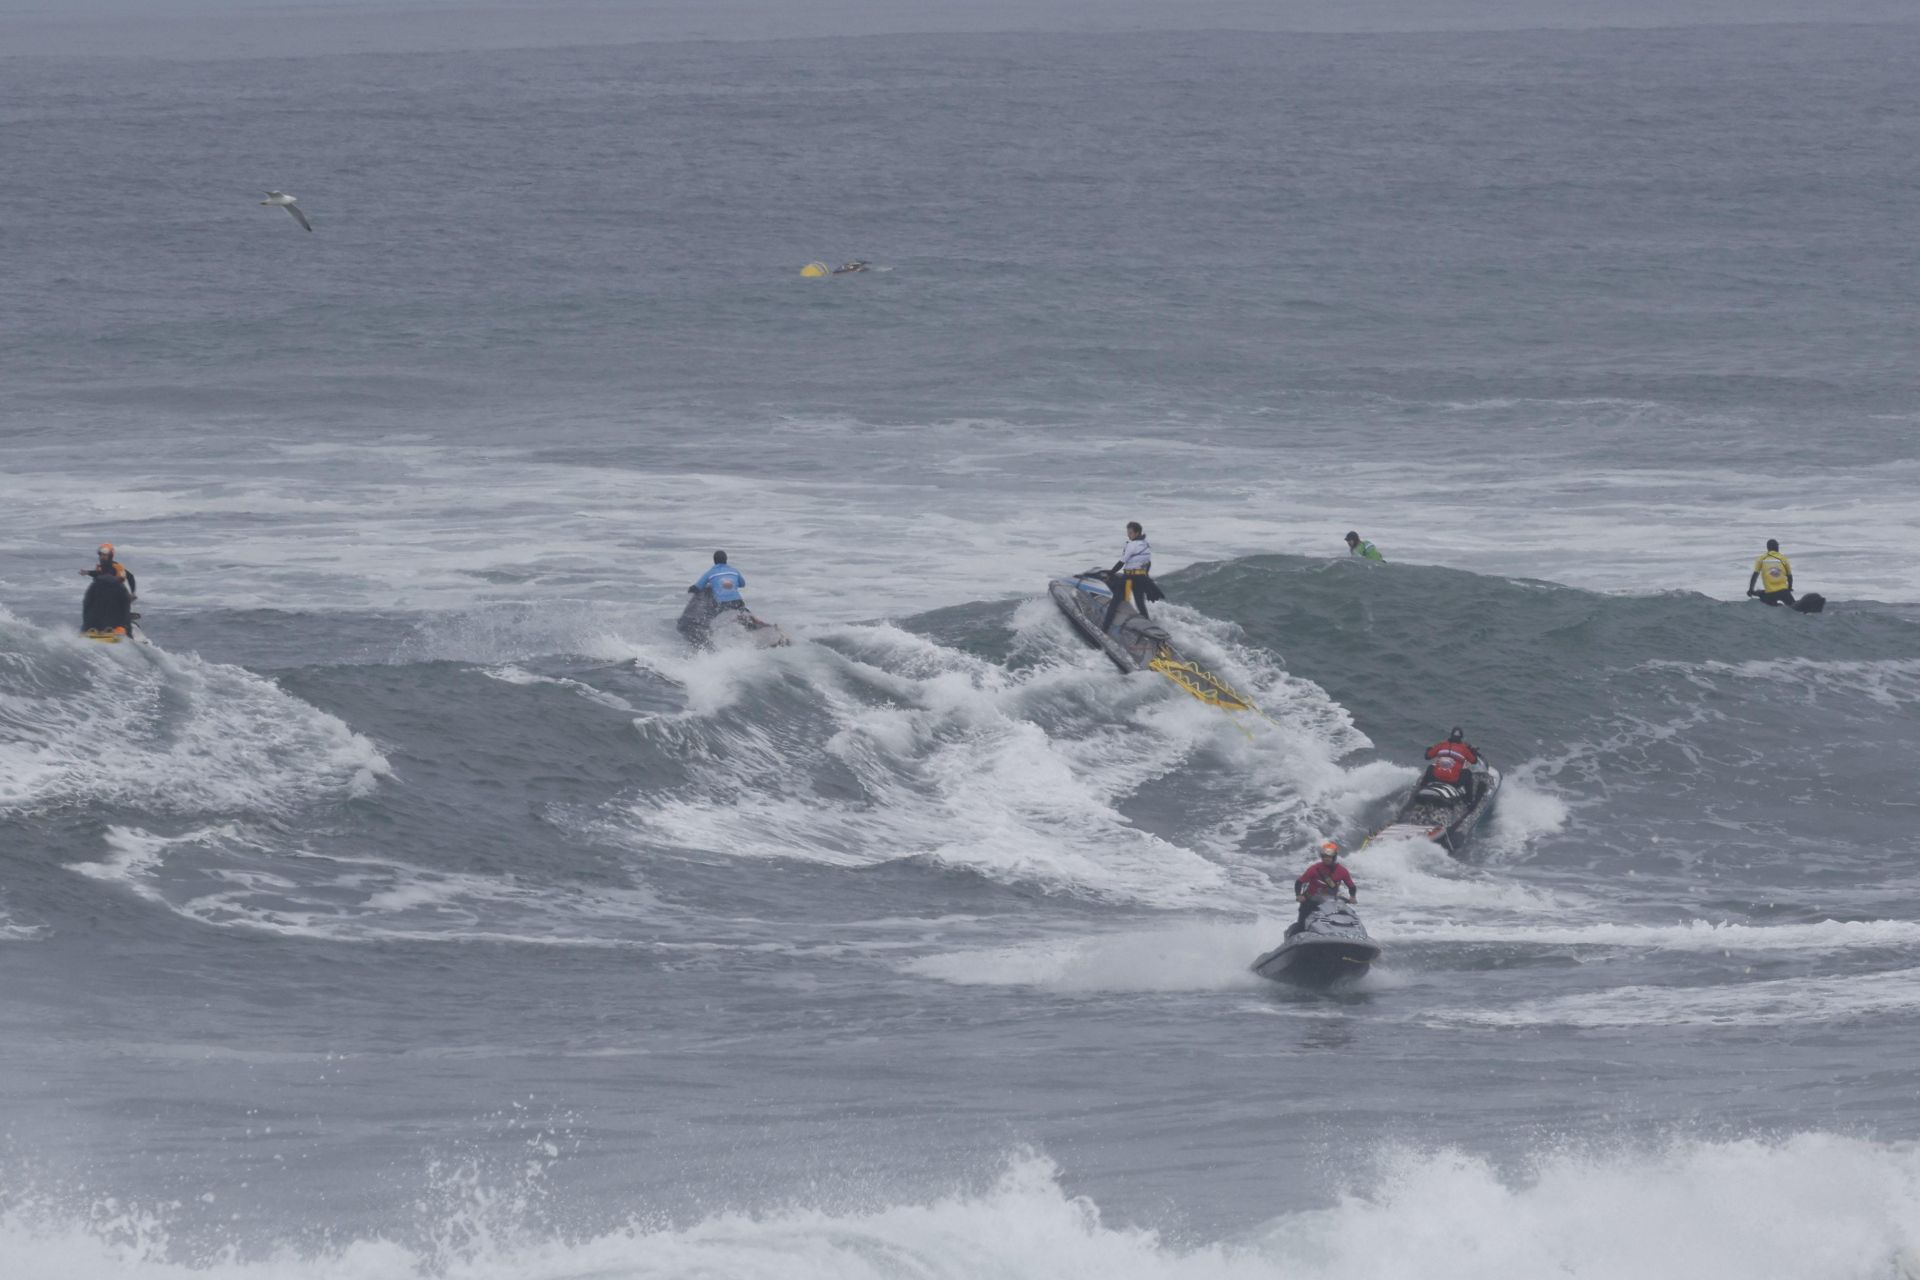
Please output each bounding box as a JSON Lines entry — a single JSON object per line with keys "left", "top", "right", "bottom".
{"left": 1251, "top": 896, "right": 1380, "bottom": 987}
{"left": 1367, "top": 766, "right": 1502, "bottom": 856}
{"left": 1048, "top": 571, "right": 1175, "bottom": 674}
{"left": 676, "top": 595, "right": 790, "bottom": 650}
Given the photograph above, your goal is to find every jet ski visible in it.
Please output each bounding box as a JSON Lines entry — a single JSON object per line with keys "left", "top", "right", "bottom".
{"left": 1048, "top": 571, "right": 1175, "bottom": 674}
{"left": 1368, "top": 766, "right": 1502, "bottom": 856}
{"left": 1048, "top": 572, "right": 1262, "bottom": 711}
{"left": 676, "top": 595, "right": 790, "bottom": 650}
{"left": 1251, "top": 896, "right": 1380, "bottom": 987}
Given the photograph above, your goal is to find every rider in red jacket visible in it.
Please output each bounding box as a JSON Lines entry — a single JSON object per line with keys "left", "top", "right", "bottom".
{"left": 1422, "top": 727, "right": 1484, "bottom": 799}
{"left": 1287, "top": 841, "right": 1356, "bottom": 937}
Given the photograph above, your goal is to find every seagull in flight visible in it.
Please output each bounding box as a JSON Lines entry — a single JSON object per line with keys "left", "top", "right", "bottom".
{"left": 260, "top": 190, "right": 313, "bottom": 232}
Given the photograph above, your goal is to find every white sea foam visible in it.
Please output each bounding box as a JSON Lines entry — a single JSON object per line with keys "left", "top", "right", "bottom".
{"left": 1349, "top": 832, "right": 1572, "bottom": 915}
{"left": 0, "top": 613, "right": 388, "bottom": 815}
{"left": 904, "top": 921, "right": 1281, "bottom": 993}
{"left": 905, "top": 901, "right": 1919, "bottom": 996}
{"left": 1381, "top": 914, "right": 1920, "bottom": 952}
{"left": 11, "top": 418, "right": 1916, "bottom": 632}
{"left": 610, "top": 609, "right": 1382, "bottom": 909}
{"left": 1429, "top": 965, "right": 1920, "bottom": 1029}
{"left": 1645, "top": 656, "right": 1920, "bottom": 709}
{"left": 479, "top": 663, "right": 636, "bottom": 712}
{"left": 2, "top": 1141, "right": 1917, "bottom": 1280}
{"left": 70, "top": 827, "right": 663, "bottom": 947}
{"left": 1474, "top": 765, "right": 1572, "bottom": 860}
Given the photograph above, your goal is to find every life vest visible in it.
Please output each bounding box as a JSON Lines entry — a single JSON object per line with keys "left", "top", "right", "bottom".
{"left": 1754, "top": 552, "right": 1791, "bottom": 592}
{"left": 1426, "top": 742, "right": 1475, "bottom": 783}
{"left": 1295, "top": 861, "right": 1353, "bottom": 897}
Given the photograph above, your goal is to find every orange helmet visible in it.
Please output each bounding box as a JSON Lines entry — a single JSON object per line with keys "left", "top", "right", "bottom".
{"left": 97, "top": 543, "right": 115, "bottom": 558}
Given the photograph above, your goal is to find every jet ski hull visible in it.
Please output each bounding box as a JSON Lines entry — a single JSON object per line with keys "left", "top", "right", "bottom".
{"left": 1368, "top": 767, "right": 1502, "bottom": 856}
{"left": 677, "top": 596, "right": 790, "bottom": 650}
{"left": 1252, "top": 901, "right": 1380, "bottom": 988}
{"left": 1048, "top": 575, "right": 1172, "bottom": 673}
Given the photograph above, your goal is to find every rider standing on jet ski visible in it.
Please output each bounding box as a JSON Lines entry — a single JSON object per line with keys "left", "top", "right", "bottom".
{"left": 1101, "top": 521, "right": 1162, "bottom": 633}
{"left": 688, "top": 550, "right": 748, "bottom": 617}
{"left": 1746, "top": 539, "right": 1795, "bottom": 607}
{"left": 1286, "top": 841, "right": 1357, "bottom": 938}
{"left": 1422, "top": 727, "right": 1487, "bottom": 801}
{"left": 79, "top": 542, "right": 137, "bottom": 635}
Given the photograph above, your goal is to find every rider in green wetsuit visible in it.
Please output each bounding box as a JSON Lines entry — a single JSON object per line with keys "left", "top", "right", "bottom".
{"left": 1344, "top": 531, "right": 1384, "bottom": 561}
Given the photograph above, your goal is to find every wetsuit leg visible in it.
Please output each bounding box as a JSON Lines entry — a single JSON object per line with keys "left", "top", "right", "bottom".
{"left": 1131, "top": 574, "right": 1151, "bottom": 622}
{"left": 1759, "top": 589, "right": 1796, "bottom": 608}
{"left": 1099, "top": 575, "right": 1131, "bottom": 633}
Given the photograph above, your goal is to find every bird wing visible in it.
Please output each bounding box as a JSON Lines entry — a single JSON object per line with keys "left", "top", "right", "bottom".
{"left": 285, "top": 203, "right": 313, "bottom": 232}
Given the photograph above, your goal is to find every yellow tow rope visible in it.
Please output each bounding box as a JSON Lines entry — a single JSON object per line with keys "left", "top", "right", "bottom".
{"left": 1147, "top": 651, "right": 1263, "bottom": 715}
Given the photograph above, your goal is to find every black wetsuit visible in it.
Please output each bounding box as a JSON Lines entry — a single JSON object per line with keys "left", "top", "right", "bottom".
{"left": 81, "top": 563, "right": 136, "bottom": 633}
{"left": 1100, "top": 569, "right": 1161, "bottom": 632}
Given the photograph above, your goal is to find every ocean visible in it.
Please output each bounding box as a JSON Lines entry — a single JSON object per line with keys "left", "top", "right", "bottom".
{"left": 3, "top": 5, "right": 1919, "bottom": 1276}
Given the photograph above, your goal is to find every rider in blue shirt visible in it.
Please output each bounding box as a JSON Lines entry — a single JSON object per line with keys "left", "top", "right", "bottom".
{"left": 689, "top": 551, "right": 748, "bottom": 608}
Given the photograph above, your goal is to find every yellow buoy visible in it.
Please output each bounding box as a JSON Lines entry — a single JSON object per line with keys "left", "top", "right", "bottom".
{"left": 799, "top": 261, "right": 830, "bottom": 278}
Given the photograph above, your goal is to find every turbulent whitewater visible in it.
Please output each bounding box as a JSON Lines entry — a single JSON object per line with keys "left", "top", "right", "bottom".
{"left": 3, "top": 8, "right": 1920, "bottom": 1278}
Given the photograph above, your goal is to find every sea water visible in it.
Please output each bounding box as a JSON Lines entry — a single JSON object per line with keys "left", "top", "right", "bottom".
{"left": 3, "top": 5, "right": 1918, "bottom": 1276}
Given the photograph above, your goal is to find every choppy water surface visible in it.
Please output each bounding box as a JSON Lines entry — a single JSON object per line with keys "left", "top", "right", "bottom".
{"left": 3, "top": 9, "right": 1919, "bottom": 1277}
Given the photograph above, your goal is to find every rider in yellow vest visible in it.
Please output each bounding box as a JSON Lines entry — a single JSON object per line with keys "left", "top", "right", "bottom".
{"left": 1746, "top": 539, "right": 1794, "bottom": 607}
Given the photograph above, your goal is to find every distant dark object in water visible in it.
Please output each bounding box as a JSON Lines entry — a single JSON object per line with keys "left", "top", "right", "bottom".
{"left": 1753, "top": 589, "right": 1826, "bottom": 613}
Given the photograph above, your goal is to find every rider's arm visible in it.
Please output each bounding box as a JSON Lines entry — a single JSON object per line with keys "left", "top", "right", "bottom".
{"left": 1746, "top": 570, "right": 1760, "bottom": 596}
{"left": 125, "top": 569, "right": 136, "bottom": 598}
